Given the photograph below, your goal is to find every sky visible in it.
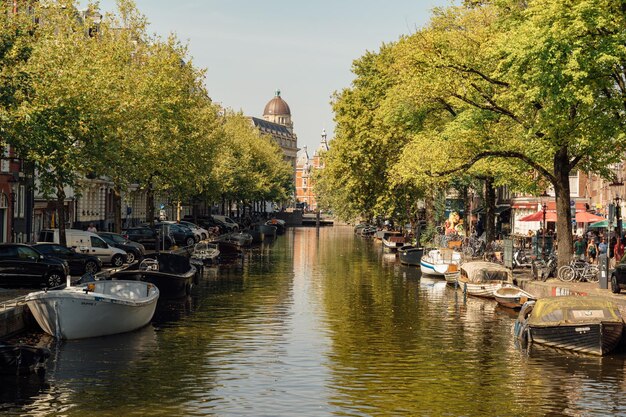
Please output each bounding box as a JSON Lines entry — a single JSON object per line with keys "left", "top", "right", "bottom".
{"left": 96, "top": 0, "right": 451, "bottom": 152}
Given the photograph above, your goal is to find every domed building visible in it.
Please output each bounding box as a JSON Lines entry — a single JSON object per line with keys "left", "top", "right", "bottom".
{"left": 251, "top": 90, "right": 298, "bottom": 174}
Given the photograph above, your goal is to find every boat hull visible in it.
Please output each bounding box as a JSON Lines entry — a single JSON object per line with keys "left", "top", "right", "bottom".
{"left": 399, "top": 246, "right": 423, "bottom": 266}
{"left": 444, "top": 271, "right": 459, "bottom": 286}
{"left": 494, "top": 287, "right": 536, "bottom": 309}
{"left": 25, "top": 280, "right": 159, "bottom": 340}
{"left": 529, "top": 322, "right": 623, "bottom": 356}
{"left": 458, "top": 278, "right": 504, "bottom": 298}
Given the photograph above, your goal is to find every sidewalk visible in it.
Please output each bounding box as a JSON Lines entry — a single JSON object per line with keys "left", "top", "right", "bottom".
{"left": 512, "top": 269, "right": 626, "bottom": 316}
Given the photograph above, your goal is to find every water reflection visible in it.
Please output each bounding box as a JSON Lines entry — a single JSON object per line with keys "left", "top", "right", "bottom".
{"left": 3, "top": 226, "right": 626, "bottom": 416}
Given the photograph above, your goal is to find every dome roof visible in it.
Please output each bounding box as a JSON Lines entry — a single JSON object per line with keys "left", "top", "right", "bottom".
{"left": 263, "top": 90, "right": 291, "bottom": 116}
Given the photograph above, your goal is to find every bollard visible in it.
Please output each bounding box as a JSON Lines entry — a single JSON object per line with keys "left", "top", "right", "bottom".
{"left": 599, "top": 254, "right": 609, "bottom": 289}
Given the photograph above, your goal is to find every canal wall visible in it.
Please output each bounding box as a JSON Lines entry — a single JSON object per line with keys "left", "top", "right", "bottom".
{"left": 0, "top": 299, "right": 32, "bottom": 339}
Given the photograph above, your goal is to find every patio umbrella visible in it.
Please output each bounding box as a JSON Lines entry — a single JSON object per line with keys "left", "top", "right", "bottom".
{"left": 589, "top": 219, "right": 625, "bottom": 229}
{"left": 519, "top": 211, "right": 558, "bottom": 222}
{"left": 575, "top": 212, "right": 605, "bottom": 223}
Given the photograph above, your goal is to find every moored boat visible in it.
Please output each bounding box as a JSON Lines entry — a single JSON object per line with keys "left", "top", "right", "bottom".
{"left": 266, "top": 218, "right": 286, "bottom": 235}
{"left": 514, "top": 297, "right": 624, "bottom": 356}
{"left": 444, "top": 263, "right": 460, "bottom": 285}
{"left": 420, "top": 248, "right": 462, "bottom": 277}
{"left": 25, "top": 280, "right": 159, "bottom": 339}
{"left": 109, "top": 253, "right": 197, "bottom": 298}
{"left": 190, "top": 242, "right": 220, "bottom": 267}
{"left": 382, "top": 231, "right": 406, "bottom": 252}
{"left": 256, "top": 224, "right": 278, "bottom": 241}
{"left": 494, "top": 285, "right": 536, "bottom": 309}
{"left": 398, "top": 245, "right": 424, "bottom": 266}
{"left": 457, "top": 261, "right": 511, "bottom": 298}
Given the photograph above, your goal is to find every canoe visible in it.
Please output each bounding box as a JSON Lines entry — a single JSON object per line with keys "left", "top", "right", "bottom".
{"left": 494, "top": 285, "right": 536, "bottom": 309}
{"left": 514, "top": 296, "right": 624, "bottom": 356}
{"left": 25, "top": 280, "right": 159, "bottom": 339}
{"left": 457, "top": 261, "right": 511, "bottom": 298}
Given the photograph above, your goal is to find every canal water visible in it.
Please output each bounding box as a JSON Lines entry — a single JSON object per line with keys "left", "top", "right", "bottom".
{"left": 2, "top": 226, "right": 626, "bottom": 416}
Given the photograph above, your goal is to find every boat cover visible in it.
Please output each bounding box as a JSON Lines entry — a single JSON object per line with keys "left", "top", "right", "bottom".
{"left": 528, "top": 296, "right": 623, "bottom": 327}
{"left": 461, "top": 261, "right": 511, "bottom": 283}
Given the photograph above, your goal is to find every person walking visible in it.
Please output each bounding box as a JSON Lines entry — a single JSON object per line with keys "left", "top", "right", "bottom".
{"left": 615, "top": 238, "right": 625, "bottom": 265}
{"left": 574, "top": 236, "right": 585, "bottom": 261}
{"left": 599, "top": 237, "right": 608, "bottom": 257}
{"left": 586, "top": 239, "right": 597, "bottom": 264}
{"left": 87, "top": 223, "right": 97, "bottom": 233}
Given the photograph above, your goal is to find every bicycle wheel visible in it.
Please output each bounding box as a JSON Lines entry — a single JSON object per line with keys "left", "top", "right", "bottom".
{"left": 584, "top": 266, "right": 599, "bottom": 282}
{"left": 558, "top": 265, "right": 576, "bottom": 282}
{"left": 462, "top": 245, "right": 474, "bottom": 257}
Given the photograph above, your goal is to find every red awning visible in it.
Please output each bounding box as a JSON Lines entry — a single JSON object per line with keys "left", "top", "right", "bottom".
{"left": 519, "top": 211, "right": 558, "bottom": 222}
{"left": 575, "top": 212, "right": 605, "bottom": 223}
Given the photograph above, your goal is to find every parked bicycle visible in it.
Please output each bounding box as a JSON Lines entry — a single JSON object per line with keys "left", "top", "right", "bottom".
{"left": 557, "top": 259, "right": 599, "bottom": 282}
{"left": 531, "top": 251, "right": 557, "bottom": 281}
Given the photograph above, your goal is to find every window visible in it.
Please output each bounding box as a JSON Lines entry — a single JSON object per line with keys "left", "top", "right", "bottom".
{"left": 0, "top": 246, "right": 17, "bottom": 258}
{"left": 91, "top": 236, "right": 108, "bottom": 249}
{"left": 17, "top": 246, "right": 39, "bottom": 260}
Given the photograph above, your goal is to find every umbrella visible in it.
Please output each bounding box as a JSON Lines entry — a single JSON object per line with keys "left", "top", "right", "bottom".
{"left": 575, "top": 212, "right": 605, "bottom": 223}
{"left": 589, "top": 219, "right": 625, "bottom": 229}
{"left": 519, "top": 211, "right": 558, "bottom": 222}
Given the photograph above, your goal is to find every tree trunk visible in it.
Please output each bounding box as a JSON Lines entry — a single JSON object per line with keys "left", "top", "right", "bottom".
{"left": 554, "top": 147, "right": 573, "bottom": 267}
{"left": 485, "top": 177, "right": 496, "bottom": 243}
{"left": 146, "top": 185, "right": 155, "bottom": 226}
{"left": 113, "top": 186, "right": 122, "bottom": 233}
{"left": 57, "top": 185, "right": 67, "bottom": 247}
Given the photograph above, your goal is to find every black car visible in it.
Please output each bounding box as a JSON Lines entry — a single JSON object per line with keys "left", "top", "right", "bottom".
{"left": 0, "top": 244, "right": 69, "bottom": 288}
{"left": 154, "top": 223, "right": 197, "bottom": 247}
{"left": 32, "top": 243, "right": 102, "bottom": 276}
{"left": 123, "top": 227, "right": 173, "bottom": 250}
{"left": 98, "top": 232, "right": 146, "bottom": 264}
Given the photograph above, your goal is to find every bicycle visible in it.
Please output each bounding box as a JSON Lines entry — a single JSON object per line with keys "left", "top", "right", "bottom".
{"left": 557, "top": 259, "right": 599, "bottom": 282}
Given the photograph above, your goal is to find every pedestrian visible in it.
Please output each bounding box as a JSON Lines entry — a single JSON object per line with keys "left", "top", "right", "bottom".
{"left": 599, "top": 238, "right": 608, "bottom": 257}
{"left": 586, "top": 239, "right": 597, "bottom": 264}
{"left": 615, "top": 238, "right": 625, "bottom": 265}
{"left": 574, "top": 236, "right": 585, "bottom": 261}
{"left": 87, "top": 223, "right": 97, "bottom": 233}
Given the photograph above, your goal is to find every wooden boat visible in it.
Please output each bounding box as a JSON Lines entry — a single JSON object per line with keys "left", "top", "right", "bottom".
{"left": 266, "top": 218, "right": 286, "bottom": 234}
{"left": 25, "top": 280, "right": 159, "bottom": 339}
{"left": 217, "top": 232, "right": 253, "bottom": 247}
{"left": 514, "top": 297, "right": 624, "bottom": 356}
{"left": 109, "top": 253, "right": 197, "bottom": 298}
{"left": 382, "top": 232, "right": 406, "bottom": 252}
{"left": 0, "top": 344, "right": 50, "bottom": 375}
{"left": 494, "top": 285, "right": 536, "bottom": 309}
{"left": 444, "top": 263, "right": 460, "bottom": 285}
{"left": 457, "top": 261, "right": 511, "bottom": 298}
{"left": 190, "top": 242, "right": 220, "bottom": 267}
{"left": 420, "top": 248, "right": 462, "bottom": 277}
{"left": 398, "top": 245, "right": 424, "bottom": 266}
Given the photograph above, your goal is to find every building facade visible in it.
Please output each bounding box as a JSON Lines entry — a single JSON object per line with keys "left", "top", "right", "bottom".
{"left": 295, "top": 129, "right": 329, "bottom": 211}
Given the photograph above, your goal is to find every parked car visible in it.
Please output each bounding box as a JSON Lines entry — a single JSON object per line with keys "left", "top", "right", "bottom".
{"left": 97, "top": 232, "right": 146, "bottom": 264}
{"left": 212, "top": 215, "right": 239, "bottom": 232}
{"left": 0, "top": 243, "right": 69, "bottom": 288}
{"left": 611, "top": 260, "right": 626, "bottom": 293}
{"left": 32, "top": 243, "right": 102, "bottom": 276}
{"left": 192, "top": 216, "right": 225, "bottom": 234}
{"left": 178, "top": 221, "right": 210, "bottom": 240}
{"left": 123, "top": 226, "right": 173, "bottom": 250}
{"left": 38, "top": 229, "right": 127, "bottom": 267}
{"left": 154, "top": 223, "right": 197, "bottom": 247}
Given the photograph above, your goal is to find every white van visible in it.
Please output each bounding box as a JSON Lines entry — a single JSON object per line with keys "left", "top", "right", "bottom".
{"left": 38, "top": 229, "right": 127, "bottom": 267}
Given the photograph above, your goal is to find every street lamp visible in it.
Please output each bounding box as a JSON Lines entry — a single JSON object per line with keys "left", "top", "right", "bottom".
{"left": 542, "top": 201, "right": 547, "bottom": 260}
{"left": 616, "top": 195, "right": 622, "bottom": 241}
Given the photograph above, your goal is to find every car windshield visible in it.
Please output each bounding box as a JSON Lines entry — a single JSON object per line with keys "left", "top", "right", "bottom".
{"left": 108, "top": 234, "right": 127, "bottom": 244}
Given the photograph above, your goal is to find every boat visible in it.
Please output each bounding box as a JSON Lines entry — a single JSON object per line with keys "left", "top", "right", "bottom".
{"left": 357, "top": 225, "right": 377, "bottom": 237}
{"left": 514, "top": 296, "right": 624, "bottom": 356}
{"left": 109, "top": 253, "right": 197, "bottom": 298}
{"left": 190, "top": 242, "right": 220, "bottom": 267}
{"left": 398, "top": 245, "right": 424, "bottom": 266}
{"left": 257, "top": 224, "right": 278, "bottom": 241}
{"left": 266, "top": 218, "right": 286, "bottom": 234}
{"left": 494, "top": 285, "right": 536, "bottom": 309}
{"left": 25, "top": 280, "right": 159, "bottom": 339}
{"left": 217, "top": 231, "right": 253, "bottom": 248}
{"left": 0, "top": 344, "right": 50, "bottom": 375}
{"left": 457, "top": 261, "right": 511, "bottom": 298}
{"left": 420, "top": 248, "right": 462, "bottom": 277}
{"left": 444, "top": 263, "right": 460, "bottom": 285}
{"left": 381, "top": 231, "right": 406, "bottom": 252}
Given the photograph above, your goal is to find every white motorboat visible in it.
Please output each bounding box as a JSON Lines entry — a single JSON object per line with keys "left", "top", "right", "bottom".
{"left": 420, "top": 248, "right": 462, "bottom": 277}
{"left": 25, "top": 280, "right": 159, "bottom": 340}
